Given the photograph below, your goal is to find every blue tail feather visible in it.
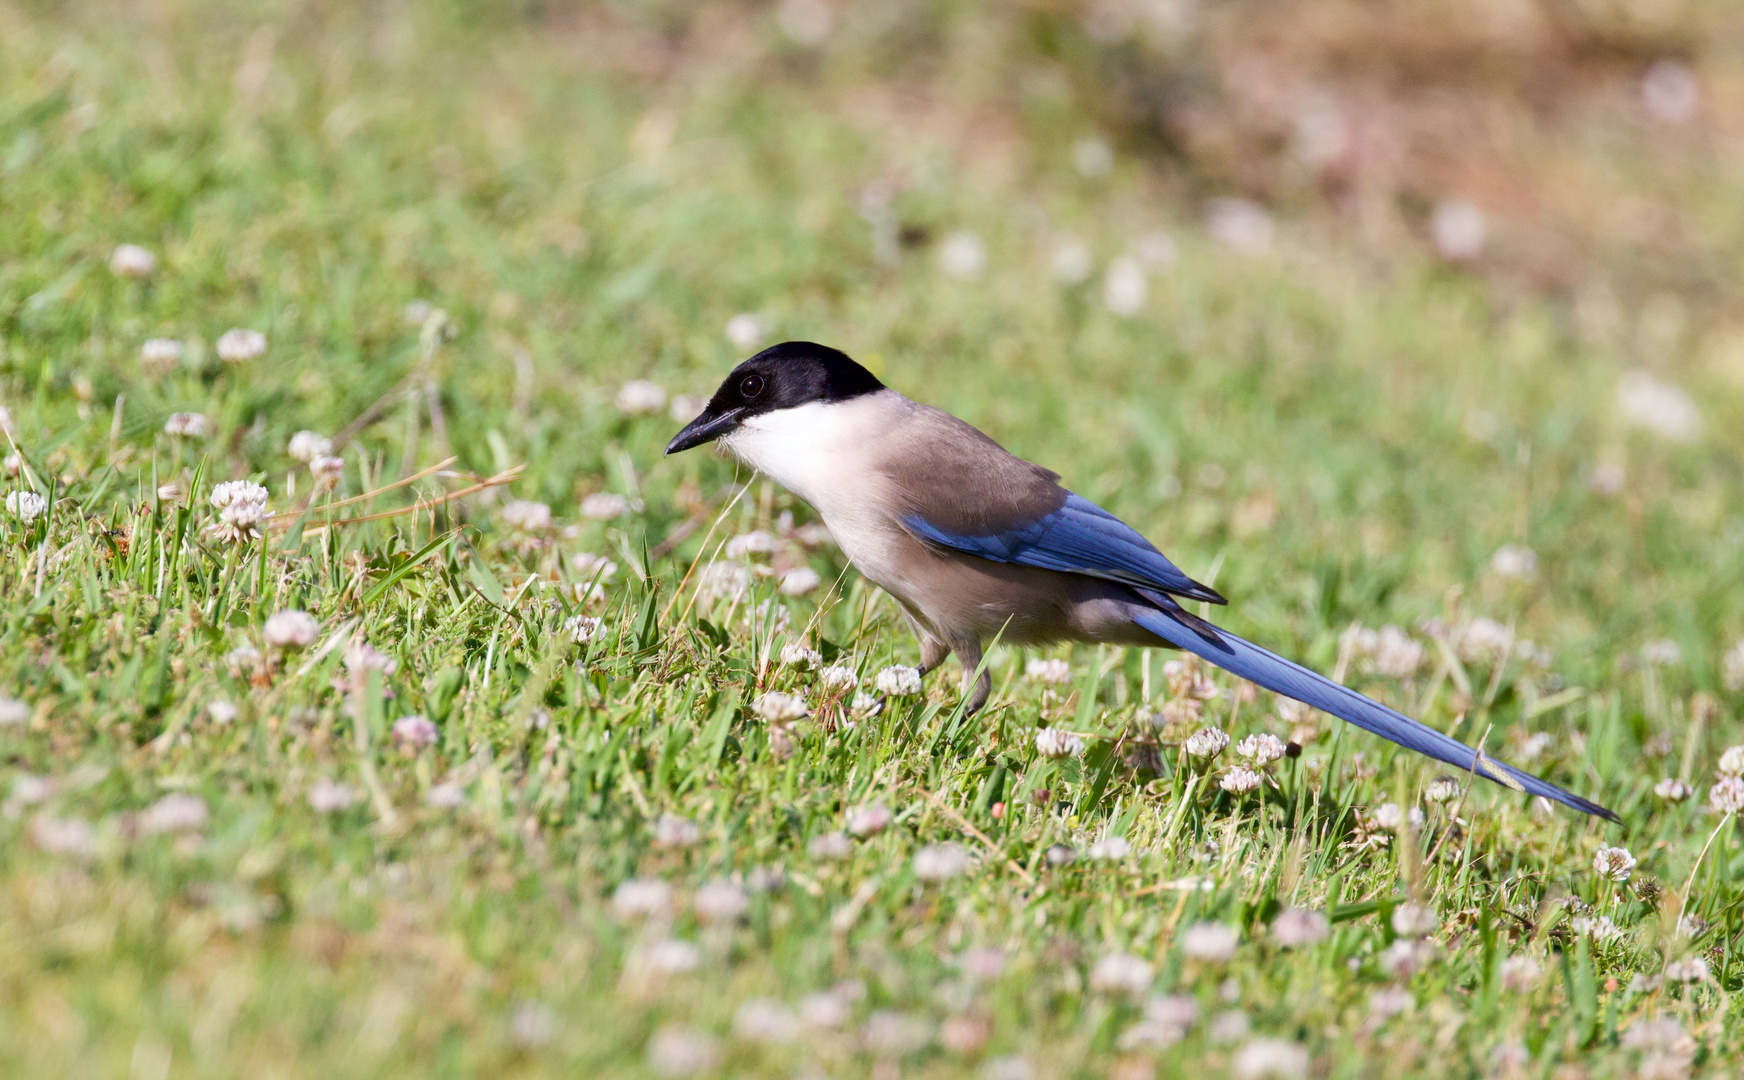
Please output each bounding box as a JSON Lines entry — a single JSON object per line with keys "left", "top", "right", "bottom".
{"left": 1129, "top": 606, "right": 1617, "bottom": 821}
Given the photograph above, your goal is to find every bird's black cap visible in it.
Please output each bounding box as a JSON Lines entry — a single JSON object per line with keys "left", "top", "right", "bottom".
{"left": 665, "top": 342, "right": 884, "bottom": 455}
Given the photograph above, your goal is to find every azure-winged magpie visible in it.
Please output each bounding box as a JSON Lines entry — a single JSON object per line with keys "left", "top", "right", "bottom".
{"left": 666, "top": 341, "right": 1615, "bottom": 820}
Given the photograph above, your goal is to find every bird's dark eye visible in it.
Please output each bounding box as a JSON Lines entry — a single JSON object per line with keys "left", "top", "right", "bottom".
{"left": 739, "top": 374, "right": 766, "bottom": 399}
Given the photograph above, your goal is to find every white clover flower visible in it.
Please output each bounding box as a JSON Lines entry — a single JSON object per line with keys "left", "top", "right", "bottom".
{"left": 982, "top": 1054, "right": 1035, "bottom": 1080}
{"left": 109, "top": 243, "right": 157, "bottom": 277}
{"left": 1205, "top": 198, "right": 1273, "bottom": 255}
{"left": 1653, "top": 778, "right": 1691, "bottom": 802}
{"left": 224, "top": 645, "right": 261, "bottom": 674}
{"left": 1089, "top": 952, "right": 1153, "bottom": 995}
{"left": 939, "top": 231, "right": 987, "bottom": 279}
{"left": 1430, "top": 199, "right": 1486, "bottom": 261}
{"left": 140, "top": 338, "right": 184, "bottom": 375}
{"left": 693, "top": 878, "right": 749, "bottom": 924}
{"left": 1185, "top": 727, "right": 1230, "bottom": 760}
{"left": 1236, "top": 733, "right": 1286, "bottom": 766}
{"left": 392, "top": 715, "right": 438, "bottom": 748}
{"left": 1073, "top": 136, "right": 1113, "bottom": 176}
{"left": 960, "top": 947, "right": 1007, "bottom": 980}
{"left": 1498, "top": 955, "right": 1541, "bottom": 993}
{"left": 1391, "top": 902, "right": 1438, "bottom": 938}
{"left": 1426, "top": 776, "right": 1462, "bottom": 804}
{"left": 1593, "top": 845, "right": 1637, "bottom": 882}
{"left": 1088, "top": 835, "right": 1131, "bottom": 860}
{"left": 426, "top": 783, "right": 466, "bottom": 809}
{"left": 1718, "top": 745, "right": 1744, "bottom": 776}
{"left": 1372, "top": 803, "right": 1405, "bottom": 830}
{"left": 1179, "top": 922, "right": 1240, "bottom": 962}
{"left": 848, "top": 691, "right": 883, "bottom": 717}
{"left": 1618, "top": 370, "right": 1701, "bottom": 442}
{"left": 1371, "top": 625, "right": 1425, "bottom": 677}
{"left": 819, "top": 666, "right": 858, "bottom": 692}
{"left": 580, "top": 492, "right": 628, "bottom": 520}
{"left": 563, "top": 615, "right": 603, "bottom": 642}
{"left": 696, "top": 561, "right": 750, "bottom": 603}
{"left": 215, "top": 328, "right": 267, "bottom": 363}
{"left": 309, "top": 455, "right": 344, "bottom": 489}
{"left": 140, "top": 793, "right": 208, "bottom": 834}
{"left": 164, "top": 412, "right": 210, "bottom": 438}
{"left": 615, "top": 380, "right": 667, "bottom": 415}
{"left": 753, "top": 691, "right": 809, "bottom": 723}
{"left": 0, "top": 697, "right": 32, "bottom": 726}
{"left": 1270, "top": 908, "right": 1329, "bottom": 948}
{"left": 287, "top": 430, "right": 332, "bottom": 462}
{"left": 1024, "top": 657, "right": 1071, "bottom": 685}
{"left": 1489, "top": 544, "right": 1537, "bottom": 580}
{"left": 263, "top": 609, "right": 319, "bottom": 649}
{"left": 1232, "top": 1038, "right": 1308, "bottom": 1080}
{"left": 797, "top": 989, "right": 850, "bottom": 1029}
{"left": 1367, "top": 987, "right": 1414, "bottom": 1022}
{"left": 1458, "top": 617, "right": 1514, "bottom": 663}
{"left": 1641, "top": 59, "right": 1699, "bottom": 124}
{"left": 611, "top": 877, "right": 673, "bottom": 920}
{"left": 1722, "top": 640, "right": 1744, "bottom": 693}
{"left": 343, "top": 641, "right": 397, "bottom": 677}
{"left": 808, "top": 831, "right": 852, "bottom": 860}
{"left": 1103, "top": 256, "right": 1147, "bottom": 316}
{"left": 507, "top": 1001, "right": 554, "bottom": 1049}
{"left": 5, "top": 490, "right": 46, "bottom": 522}
{"left": 1664, "top": 957, "right": 1709, "bottom": 983}
{"left": 1379, "top": 939, "right": 1432, "bottom": 978}
{"left": 1220, "top": 766, "right": 1262, "bottom": 794}
{"left": 307, "top": 779, "right": 356, "bottom": 813}
{"left": 733, "top": 999, "right": 798, "bottom": 1044}
{"left": 725, "top": 530, "right": 776, "bottom": 558}
{"left": 1208, "top": 1010, "right": 1249, "bottom": 1043}
{"left": 1035, "top": 728, "right": 1084, "bottom": 759}
{"left": 1708, "top": 775, "right": 1744, "bottom": 814}
{"left": 31, "top": 815, "right": 97, "bottom": 858}
{"left": 913, "top": 842, "right": 968, "bottom": 881}
{"left": 1640, "top": 639, "right": 1682, "bottom": 666}
{"left": 845, "top": 803, "right": 891, "bottom": 837}
{"left": 209, "top": 481, "right": 266, "bottom": 516}
{"left": 668, "top": 393, "right": 706, "bottom": 424}
{"left": 653, "top": 814, "right": 701, "bottom": 848}
{"left": 1570, "top": 915, "right": 1620, "bottom": 942}
{"left": 646, "top": 1024, "right": 718, "bottom": 1078}
{"left": 206, "top": 700, "right": 238, "bottom": 725}
{"left": 725, "top": 313, "right": 765, "bottom": 351}
{"left": 863, "top": 1011, "right": 932, "bottom": 1058}
{"left": 1051, "top": 237, "right": 1093, "bottom": 284}
{"left": 875, "top": 665, "right": 922, "bottom": 696}
{"left": 778, "top": 565, "right": 822, "bottom": 596}
{"left": 500, "top": 499, "right": 552, "bottom": 533}
{"left": 781, "top": 645, "right": 819, "bottom": 673}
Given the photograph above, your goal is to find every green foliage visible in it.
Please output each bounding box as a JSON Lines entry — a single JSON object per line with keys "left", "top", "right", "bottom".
{"left": 0, "top": 3, "right": 1739, "bottom": 1079}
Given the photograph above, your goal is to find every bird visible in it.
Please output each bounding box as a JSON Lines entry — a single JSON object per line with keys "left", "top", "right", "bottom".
{"left": 666, "top": 341, "right": 1615, "bottom": 820}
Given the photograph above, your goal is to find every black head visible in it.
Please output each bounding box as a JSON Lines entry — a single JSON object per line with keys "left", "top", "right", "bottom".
{"left": 664, "top": 341, "right": 885, "bottom": 455}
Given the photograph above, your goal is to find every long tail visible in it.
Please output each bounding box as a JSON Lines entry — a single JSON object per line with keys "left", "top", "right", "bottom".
{"left": 1129, "top": 602, "right": 1617, "bottom": 821}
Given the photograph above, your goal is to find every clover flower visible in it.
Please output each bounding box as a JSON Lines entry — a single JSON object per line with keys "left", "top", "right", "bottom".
{"left": 287, "top": 430, "right": 332, "bottom": 462}
{"left": 1088, "top": 952, "right": 1152, "bottom": 995}
{"left": 913, "top": 842, "right": 968, "bottom": 881}
{"left": 164, "top": 412, "right": 210, "bottom": 438}
{"left": 140, "top": 338, "right": 184, "bottom": 375}
{"left": 1185, "top": 727, "right": 1230, "bottom": 760}
{"left": 753, "top": 691, "right": 808, "bottom": 722}
{"left": 263, "top": 609, "right": 319, "bottom": 649}
{"left": 1236, "top": 733, "right": 1286, "bottom": 766}
{"left": 5, "top": 490, "right": 46, "bottom": 522}
{"left": 1220, "top": 766, "right": 1262, "bottom": 794}
{"left": 209, "top": 480, "right": 268, "bottom": 543}
{"left": 1035, "top": 728, "right": 1084, "bottom": 759}
{"left": 392, "top": 715, "right": 438, "bottom": 748}
{"left": 1593, "top": 845, "right": 1637, "bottom": 882}
{"left": 109, "top": 243, "right": 157, "bottom": 277}
{"left": 215, "top": 328, "right": 267, "bottom": 363}
{"left": 1025, "top": 657, "right": 1071, "bottom": 685}
{"left": 1180, "top": 922, "right": 1240, "bottom": 962}
{"left": 875, "top": 665, "right": 922, "bottom": 696}
{"left": 845, "top": 803, "right": 891, "bottom": 837}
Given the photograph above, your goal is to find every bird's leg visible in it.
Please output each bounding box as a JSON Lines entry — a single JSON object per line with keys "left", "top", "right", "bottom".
{"left": 902, "top": 608, "right": 952, "bottom": 679}
{"left": 953, "top": 635, "right": 991, "bottom": 716}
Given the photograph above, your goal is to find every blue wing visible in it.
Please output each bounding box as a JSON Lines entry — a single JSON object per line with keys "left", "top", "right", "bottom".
{"left": 903, "top": 493, "right": 1226, "bottom": 604}
{"left": 1130, "top": 603, "right": 1617, "bottom": 820}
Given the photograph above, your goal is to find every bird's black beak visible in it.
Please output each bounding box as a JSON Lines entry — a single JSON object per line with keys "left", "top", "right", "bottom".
{"left": 665, "top": 406, "right": 745, "bottom": 456}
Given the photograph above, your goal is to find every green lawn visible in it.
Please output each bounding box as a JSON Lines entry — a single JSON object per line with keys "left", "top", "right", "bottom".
{"left": 1, "top": 3, "right": 1741, "bottom": 1078}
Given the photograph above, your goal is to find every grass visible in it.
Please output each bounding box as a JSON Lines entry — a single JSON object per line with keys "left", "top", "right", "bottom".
{"left": 1, "top": 3, "right": 1741, "bottom": 1078}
